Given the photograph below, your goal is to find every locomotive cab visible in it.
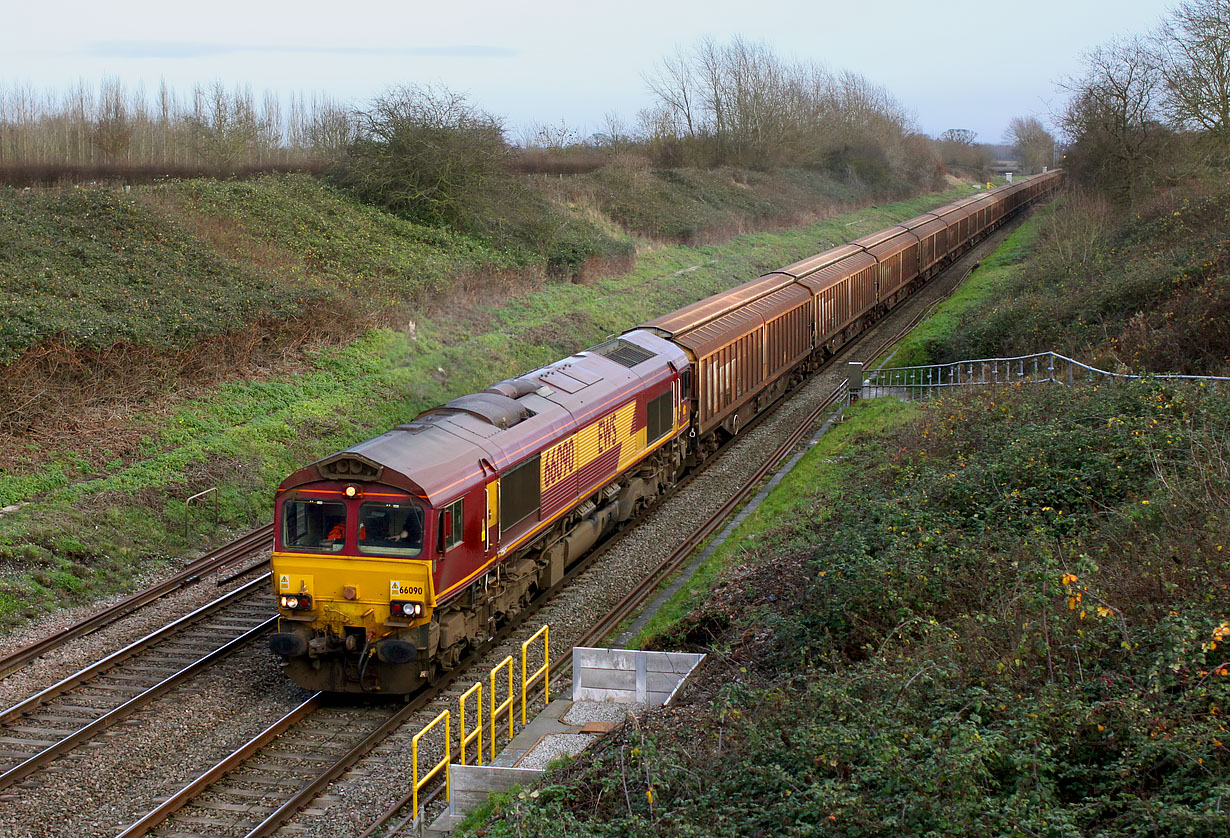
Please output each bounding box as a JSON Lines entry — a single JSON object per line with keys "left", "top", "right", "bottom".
{"left": 269, "top": 458, "right": 448, "bottom": 693}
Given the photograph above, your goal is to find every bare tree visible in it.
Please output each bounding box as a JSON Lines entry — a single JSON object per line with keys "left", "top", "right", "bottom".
{"left": 641, "top": 36, "right": 930, "bottom": 182}
{"left": 1005, "top": 116, "right": 1055, "bottom": 172}
{"left": 644, "top": 46, "right": 701, "bottom": 138}
{"left": 91, "top": 77, "right": 133, "bottom": 161}
{"left": 1156, "top": 0, "right": 1230, "bottom": 144}
{"left": 591, "top": 111, "right": 636, "bottom": 151}
{"left": 183, "top": 82, "right": 262, "bottom": 168}
{"left": 305, "top": 97, "right": 357, "bottom": 159}
{"left": 939, "top": 128, "right": 977, "bottom": 146}
{"left": 1059, "top": 36, "right": 1166, "bottom": 202}
{"left": 522, "top": 119, "right": 581, "bottom": 149}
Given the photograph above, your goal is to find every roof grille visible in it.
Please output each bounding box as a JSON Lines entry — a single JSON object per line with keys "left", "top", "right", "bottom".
{"left": 590, "top": 338, "right": 655, "bottom": 368}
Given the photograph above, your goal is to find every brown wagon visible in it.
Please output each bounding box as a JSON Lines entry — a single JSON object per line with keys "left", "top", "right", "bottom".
{"left": 900, "top": 214, "right": 951, "bottom": 278}
{"left": 646, "top": 281, "right": 812, "bottom": 436}
{"left": 853, "top": 226, "right": 921, "bottom": 306}
{"left": 770, "top": 245, "right": 878, "bottom": 356}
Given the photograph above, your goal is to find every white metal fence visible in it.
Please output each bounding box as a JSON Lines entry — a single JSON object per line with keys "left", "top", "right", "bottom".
{"left": 859, "top": 352, "right": 1229, "bottom": 401}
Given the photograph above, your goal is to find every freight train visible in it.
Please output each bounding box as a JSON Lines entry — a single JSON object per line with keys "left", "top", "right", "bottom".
{"left": 269, "top": 171, "right": 1064, "bottom": 693}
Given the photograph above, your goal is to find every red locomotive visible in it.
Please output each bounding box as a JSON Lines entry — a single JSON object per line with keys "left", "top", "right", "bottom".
{"left": 269, "top": 172, "right": 1063, "bottom": 693}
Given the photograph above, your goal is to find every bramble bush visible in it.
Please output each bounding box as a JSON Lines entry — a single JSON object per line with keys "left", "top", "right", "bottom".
{"left": 472, "top": 383, "right": 1229, "bottom": 837}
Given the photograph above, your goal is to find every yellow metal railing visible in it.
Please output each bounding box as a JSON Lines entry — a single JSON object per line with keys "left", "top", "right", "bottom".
{"left": 406, "top": 624, "right": 550, "bottom": 812}
{"left": 521, "top": 624, "right": 550, "bottom": 724}
{"left": 412, "top": 710, "right": 450, "bottom": 816}
{"left": 459, "top": 682, "right": 483, "bottom": 766}
{"left": 489, "top": 655, "right": 514, "bottom": 762}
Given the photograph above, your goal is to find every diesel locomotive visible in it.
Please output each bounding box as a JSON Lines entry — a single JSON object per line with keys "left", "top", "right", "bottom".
{"left": 269, "top": 171, "right": 1064, "bottom": 693}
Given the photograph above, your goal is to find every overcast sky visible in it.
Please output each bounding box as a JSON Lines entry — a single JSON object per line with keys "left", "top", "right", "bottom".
{"left": 1, "top": 0, "right": 1177, "bottom": 144}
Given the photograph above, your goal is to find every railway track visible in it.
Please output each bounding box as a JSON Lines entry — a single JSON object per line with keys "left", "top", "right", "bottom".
{"left": 0, "top": 525, "right": 274, "bottom": 682}
{"left": 0, "top": 576, "right": 275, "bottom": 796}
{"left": 354, "top": 206, "right": 1034, "bottom": 838}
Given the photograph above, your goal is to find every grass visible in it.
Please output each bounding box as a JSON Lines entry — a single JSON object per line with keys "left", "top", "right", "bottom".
{"left": 0, "top": 183, "right": 979, "bottom": 630}
{"left": 877, "top": 207, "right": 1048, "bottom": 369}
{"left": 575, "top": 166, "right": 860, "bottom": 241}
{"left": 628, "top": 398, "right": 918, "bottom": 647}
{"left": 914, "top": 178, "right": 1230, "bottom": 376}
{"left": 0, "top": 184, "right": 296, "bottom": 361}
{"left": 0, "top": 170, "right": 960, "bottom": 368}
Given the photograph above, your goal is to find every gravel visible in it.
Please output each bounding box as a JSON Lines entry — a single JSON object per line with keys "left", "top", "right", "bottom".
{"left": 0, "top": 553, "right": 271, "bottom": 713}
{"left": 563, "top": 700, "right": 644, "bottom": 726}
{"left": 518, "top": 734, "right": 596, "bottom": 770}
{"left": 0, "top": 644, "right": 307, "bottom": 838}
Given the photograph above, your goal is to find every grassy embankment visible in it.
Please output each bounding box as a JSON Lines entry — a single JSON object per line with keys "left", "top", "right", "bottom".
{"left": 465, "top": 180, "right": 1230, "bottom": 836}
{"left": 887, "top": 177, "right": 1230, "bottom": 373}
{"left": 0, "top": 174, "right": 975, "bottom": 629}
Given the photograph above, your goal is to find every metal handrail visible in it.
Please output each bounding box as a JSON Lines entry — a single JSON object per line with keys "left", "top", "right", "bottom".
{"left": 521, "top": 625, "right": 550, "bottom": 725}
{"left": 459, "top": 682, "right": 483, "bottom": 767}
{"left": 862, "top": 351, "right": 1228, "bottom": 401}
{"left": 489, "top": 656, "right": 514, "bottom": 762}
{"left": 412, "top": 710, "right": 450, "bottom": 817}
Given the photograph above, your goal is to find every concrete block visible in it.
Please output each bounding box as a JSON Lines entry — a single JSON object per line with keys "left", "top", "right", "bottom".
{"left": 448, "top": 764, "right": 545, "bottom": 817}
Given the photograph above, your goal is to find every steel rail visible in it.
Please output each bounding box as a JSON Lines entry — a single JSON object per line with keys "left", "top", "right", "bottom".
{"left": 0, "top": 614, "right": 277, "bottom": 793}
{"left": 118, "top": 532, "right": 608, "bottom": 838}
{"left": 0, "top": 523, "right": 273, "bottom": 679}
{"left": 114, "top": 695, "right": 322, "bottom": 838}
{"left": 0, "top": 573, "right": 271, "bottom": 726}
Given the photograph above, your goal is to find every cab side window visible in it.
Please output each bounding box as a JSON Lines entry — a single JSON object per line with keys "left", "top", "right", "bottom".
{"left": 438, "top": 499, "right": 464, "bottom": 552}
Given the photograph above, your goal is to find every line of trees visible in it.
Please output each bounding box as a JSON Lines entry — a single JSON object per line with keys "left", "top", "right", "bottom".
{"left": 640, "top": 36, "right": 939, "bottom": 187}
{"left": 1060, "top": 0, "right": 1230, "bottom": 202}
{"left": 1, "top": 37, "right": 1000, "bottom": 193}
{"left": 0, "top": 78, "right": 354, "bottom": 172}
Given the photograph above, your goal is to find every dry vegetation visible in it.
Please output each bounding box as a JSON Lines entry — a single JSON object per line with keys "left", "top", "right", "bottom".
{"left": 466, "top": 385, "right": 1229, "bottom": 837}
{"left": 0, "top": 78, "right": 351, "bottom": 178}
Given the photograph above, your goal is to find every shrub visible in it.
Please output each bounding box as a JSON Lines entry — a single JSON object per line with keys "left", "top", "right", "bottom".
{"left": 326, "top": 84, "right": 509, "bottom": 228}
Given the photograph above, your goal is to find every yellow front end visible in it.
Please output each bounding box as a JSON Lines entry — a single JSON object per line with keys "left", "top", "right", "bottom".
{"left": 268, "top": 552, "right": 437, "bottom": 694}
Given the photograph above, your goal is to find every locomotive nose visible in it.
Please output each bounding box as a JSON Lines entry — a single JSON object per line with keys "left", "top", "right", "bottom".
{"left": 269, "top": 632, "right": 308, "bottom": 658}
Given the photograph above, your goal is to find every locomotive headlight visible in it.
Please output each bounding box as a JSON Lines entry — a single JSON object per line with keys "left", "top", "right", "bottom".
{"left": 390, "top": 600, "right": 425, "bottom": 619}
{"left": 278, "top": 594, "right": 313, "bottom": 612}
